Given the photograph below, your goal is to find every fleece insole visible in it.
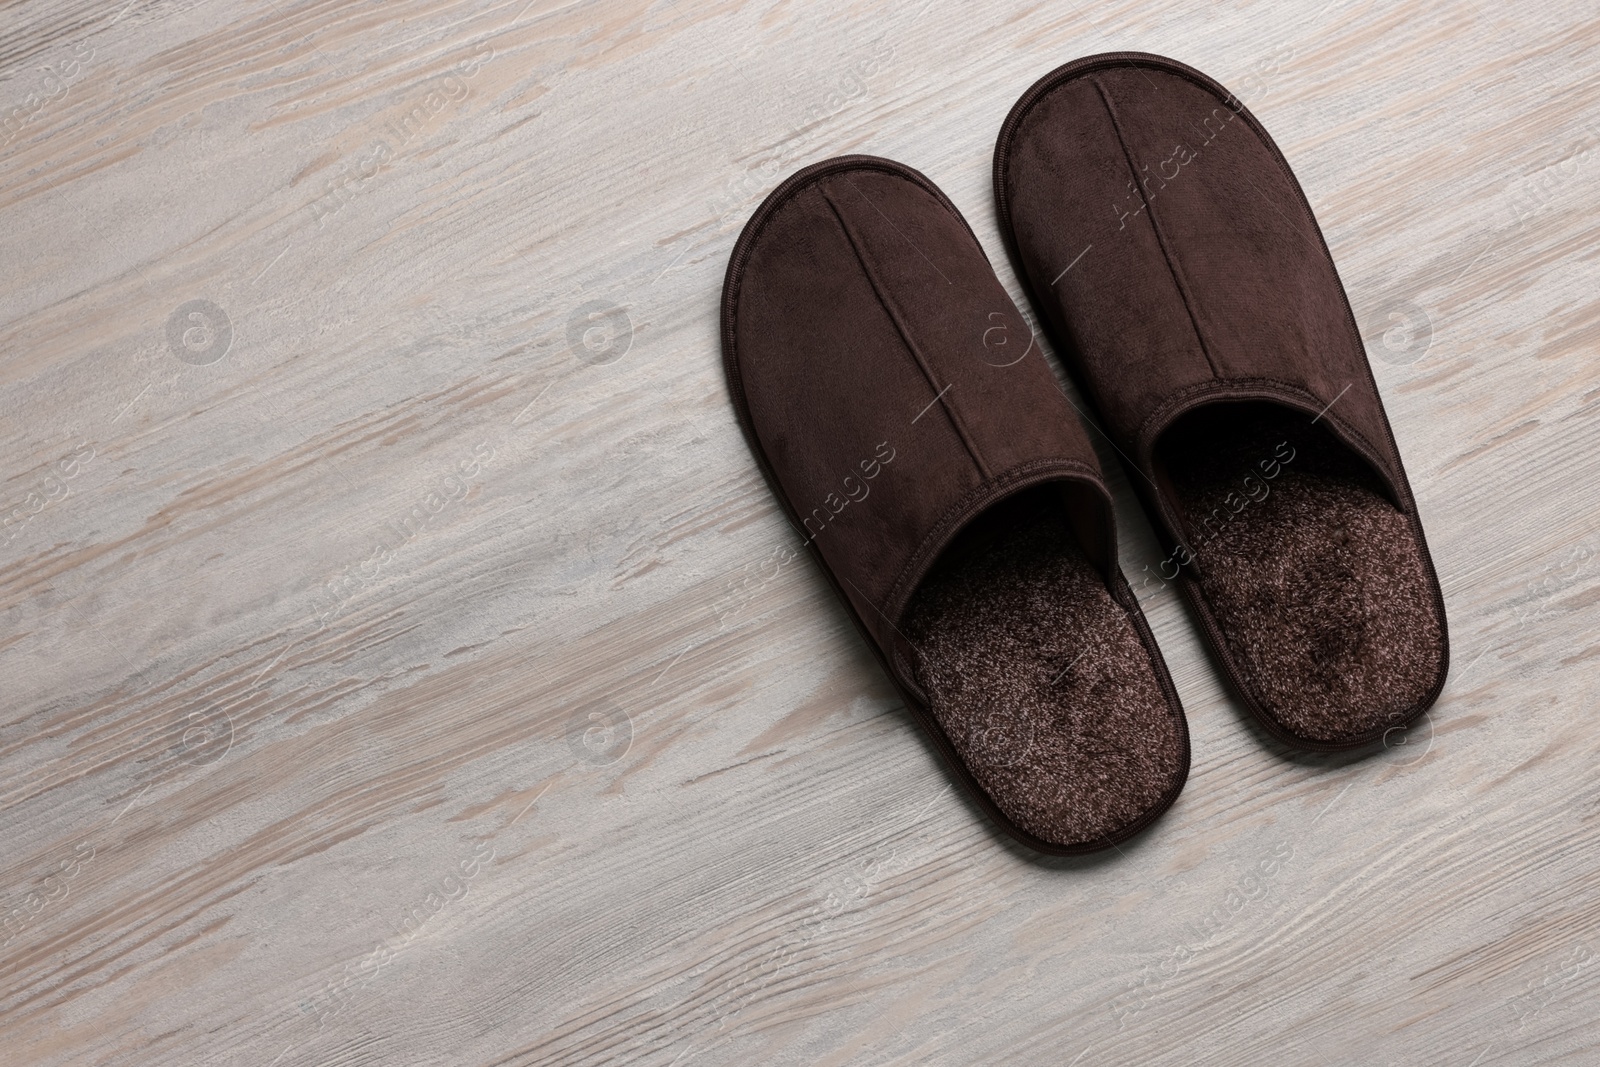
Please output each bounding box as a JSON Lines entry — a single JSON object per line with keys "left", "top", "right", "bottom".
{"left": 902, "top": 490, "right": 1183, "bottom": 846}
{"left": 1160, "top": 404, "right": 1444, "bottom": 744}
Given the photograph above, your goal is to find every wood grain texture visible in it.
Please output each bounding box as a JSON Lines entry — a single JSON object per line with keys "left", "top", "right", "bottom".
{"left": 2, "top": 1, "right": 1597, "bottom": 1063}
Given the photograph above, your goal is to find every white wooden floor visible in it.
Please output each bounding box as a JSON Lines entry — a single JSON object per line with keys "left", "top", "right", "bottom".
{"left": 3, "top": 1, "right": 1598, "bottom": 1064}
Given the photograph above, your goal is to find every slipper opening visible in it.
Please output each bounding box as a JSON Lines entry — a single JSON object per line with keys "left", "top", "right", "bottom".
{"left": 901, "top": 483, "right": 1184, "bottom": 848}
{"left": 1153, "top": 401, "right": 1445, "bottom": 744}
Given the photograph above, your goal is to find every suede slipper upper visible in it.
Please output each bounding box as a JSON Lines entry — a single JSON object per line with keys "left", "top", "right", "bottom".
{"left": 722, "top": 155, "right": 1189, "bottom": 853}
{"left": 993, "top": 53, "right": 1449, "bottom": 750}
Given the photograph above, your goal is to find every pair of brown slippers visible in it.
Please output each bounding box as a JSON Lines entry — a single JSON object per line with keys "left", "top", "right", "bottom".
{"left": 721, "top": 53, "right": 1449, "bottom": 855}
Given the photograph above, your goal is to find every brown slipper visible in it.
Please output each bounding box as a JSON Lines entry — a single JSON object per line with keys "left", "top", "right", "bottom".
{"left": 722, "top": 155, "right": 1189, "bottom": 854}
{"left": 993, "top": 53, "right": 1449, "bottom": 751}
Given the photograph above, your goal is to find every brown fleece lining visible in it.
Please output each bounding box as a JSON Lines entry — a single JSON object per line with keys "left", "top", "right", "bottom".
{"left": 1159, "top": 404, "right": 1444, "bottom": 745}
{"left": 904, "top": 486, "right": 1185, "bottom": 847}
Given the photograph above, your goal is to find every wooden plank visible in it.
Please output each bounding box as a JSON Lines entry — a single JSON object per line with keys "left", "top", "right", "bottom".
{"left": 2, "top": 0, "right": 1597, "bottom": 1063}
